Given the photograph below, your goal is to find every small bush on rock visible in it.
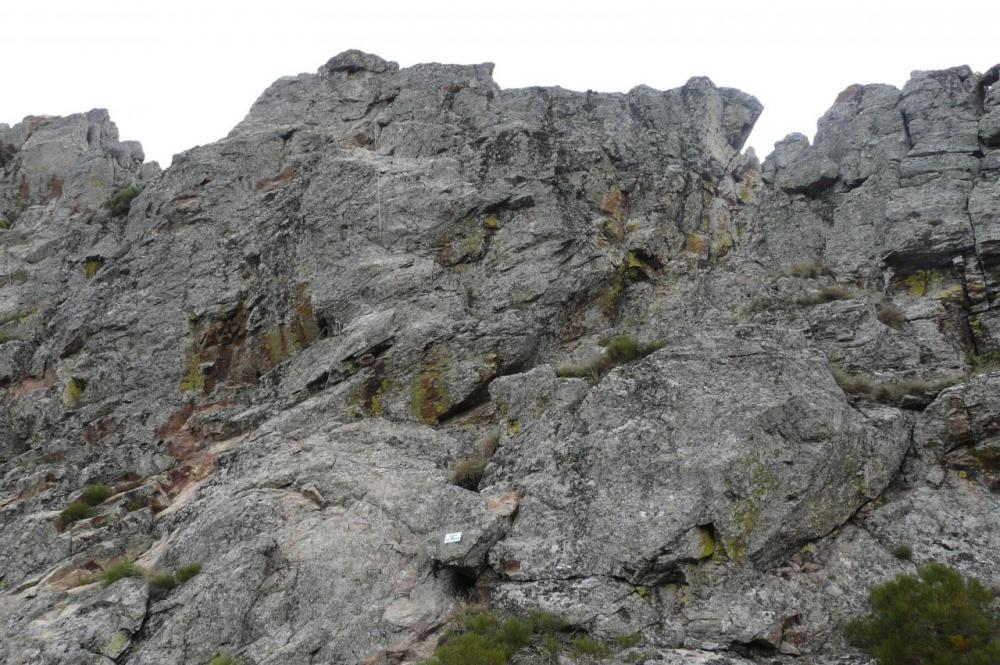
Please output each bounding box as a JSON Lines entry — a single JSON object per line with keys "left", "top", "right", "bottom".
{"left": 422, "top": 606, "right": 615, "bottom": 665}
{"left": 80, "top": 483, "right": 113, "bottom": 506}
{"left": 60, "top": 501, "right": 94, "bottom": 525}
{"left": 106, "top": 185, "right": 142, "bottom": 217}
{"left": 845, "top": 562, "right": 1000, "bottom": 665}
{"left": 571, "top": 635, "right": 612, "bottom": 658}
{"left": 890, "top": 543, "right": 913, "bottom": 560}
{"left": 209, "top": 653, "right": 242, "bottom": 665}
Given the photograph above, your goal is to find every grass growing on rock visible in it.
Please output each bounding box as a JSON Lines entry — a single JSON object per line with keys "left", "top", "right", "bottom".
{"left": 890, "top": 543, "right": 913, "bottom": 561}
{"left": 99, "top": 561, "right": 143, "bottom": 586}
{"left": 876, "top": 301, "right": 907, "bottom": 329}
{"left": 422, "top": 607, "right": 618, "bottom": 665}
{"left": 781, "top": 260, "right": 834, "bottom": 278}
{"left": 556, "top": 335, "right": 663, "bottom": 380}
{"left": 795, "top": 285, "right": 854, "bottom": 307}
{"left": 149, "top": 562, "right": 203, "bottom": 593}
{"left": 80, "top": 484, "right": 113, "bottom": 506}
{"left": 175, "top": 562, "right": 202, "bottom": 584}
{"left": 60, "top": 501, "right": 95, "bottom": 525}
{"left": 450, "top": 432, "right": 500, "bottom": 490}
{"left": 968, "top": 350, "right": 1000, "bottom": 375}
{"left": 831, "top": 365, "right": 963, "bottom": 404}
{"left": 209, "top": 653, "right": 243, "bottom": 665}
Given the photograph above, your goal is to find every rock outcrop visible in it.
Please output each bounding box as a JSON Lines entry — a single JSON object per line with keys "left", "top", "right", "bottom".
{"left": 1, "top": 51, "right": 998, "bottom": 665}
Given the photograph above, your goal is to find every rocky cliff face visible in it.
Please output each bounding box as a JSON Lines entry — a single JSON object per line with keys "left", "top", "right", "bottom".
{"left": 1, "top": 51, "right": 998, "bottom": 665}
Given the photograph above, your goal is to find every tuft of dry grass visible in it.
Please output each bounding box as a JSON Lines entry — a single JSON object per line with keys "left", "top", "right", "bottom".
{"left": 782, "top": 260, "right": 834, "bottom": 279}
{"left": 450, "top": 430, "right": 502, "bottom": 490}
{"left": 796, "top": 286, "right": 854, "bottom": 307}
{"left": 831, "top": 365, "right": 963, "bottom": 403}
{"left": 876, "top": 302, "right": 907, "bottom": 329}
{"left": 556, "top": 335, "right": 663, "bottom": 381}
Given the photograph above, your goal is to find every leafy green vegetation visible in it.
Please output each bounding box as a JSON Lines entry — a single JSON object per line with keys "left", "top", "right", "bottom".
{"left": 106, "top": 185, "right": 142, "bottom": 217}
{"left": 0, "top": 218, "right": 10, "bottom": 230}
{"left": 422, "top": 607, "right": 618, "bottom": 665}
{"left": 149, "top": 561, "right": 202, "bottom": 592}
{"left": 845, "top": 563, "right": 1000, "bottom": 665}
{"left": 148, "top": 571, "right": 178, "bottom": 592}
{"left": 209, "top": 653, "right": 242, "bottom": 665}
{"left": 99, "top": 561, "right": 143, "bottom": 586}
{"left": 557, "top": 335, "right": 663, "bottom": 380}
{"left": 890, "top": 543, "right": 913, "bottom": 561}
{"left": 175, "top": 562, "right": 202, "bottom": 584}
{"left": 60, "top": 501, "right": 94, "bottom": 525}
{"left": 80, "top": 483, "right": 113, "bottom": 506}
{"left": 571, "top": 635, "right": 612, "bottom": 658}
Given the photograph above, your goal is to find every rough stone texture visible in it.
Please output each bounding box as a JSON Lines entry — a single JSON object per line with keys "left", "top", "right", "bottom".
{"left": 1, "top": 51, "right": 998, "bottom": 664}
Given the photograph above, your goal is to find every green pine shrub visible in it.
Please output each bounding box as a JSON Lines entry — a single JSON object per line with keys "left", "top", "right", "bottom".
{"left": 845, "top": 562, "right": 1000, "bottom": 665}
{"left": 106, "top": 185, "right": 142, "bottom": 217}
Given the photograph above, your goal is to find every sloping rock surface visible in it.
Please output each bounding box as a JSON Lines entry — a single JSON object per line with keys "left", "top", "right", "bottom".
{"left": 1, "top": 52, "right": 998, "bottom": 664}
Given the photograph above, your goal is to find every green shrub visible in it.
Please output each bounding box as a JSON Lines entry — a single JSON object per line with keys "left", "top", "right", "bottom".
{"left": 425, "top": 609, "right": 531, "bottom": 665}
{"left": 106, "top": 185, "right": 142, "bottom": 217}
{"left": 60, "top": 501, "right": 94, "bottom": 525}
{"left": 890, "top": 543, "right": 913, "bottom": 560}
{"left": 175, "top": 562, "right": 202, "bottom": 584}
{"left": 100, "top": 561, "right": 143, "bottom": 587}
{"left": 614, "top": 632, "right": 641, "bottom": 648}
{"left": 527, "top": 609, "right": 565, "bottom": 632}
{"left": 209, "top": 653, "right": 242, "bottom": 665}
{"left": 605, "top": 335, "right": 639, "bottom": 362}
{"left": 796, "top": 285, "right": 853, "bottom": 307}
{"left": 0, "top": 218, "right": 10, "bottom": 230}
{"left": 571, "top": 635, "right": 612, "bottom": 658}
{"left": 148, "top": 571, "right": 178, "bottom": 592}
{"left": 126, "top": 499, "right": 146, "bottom": 512}
{"left": 80, "top": 483, "right": 113, "bottom": 506}
{"left": 845, "top": 562, "right": 1000, "bottom": 665}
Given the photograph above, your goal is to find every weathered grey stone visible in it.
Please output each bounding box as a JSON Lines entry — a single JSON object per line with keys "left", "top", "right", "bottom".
{"left": 2, "top": 52, "right": 1000, "bottom": 665}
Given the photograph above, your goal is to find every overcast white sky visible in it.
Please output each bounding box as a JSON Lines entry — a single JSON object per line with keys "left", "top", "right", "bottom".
{"left": 4, "top": 1, "right": 998, "bottom": 166}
